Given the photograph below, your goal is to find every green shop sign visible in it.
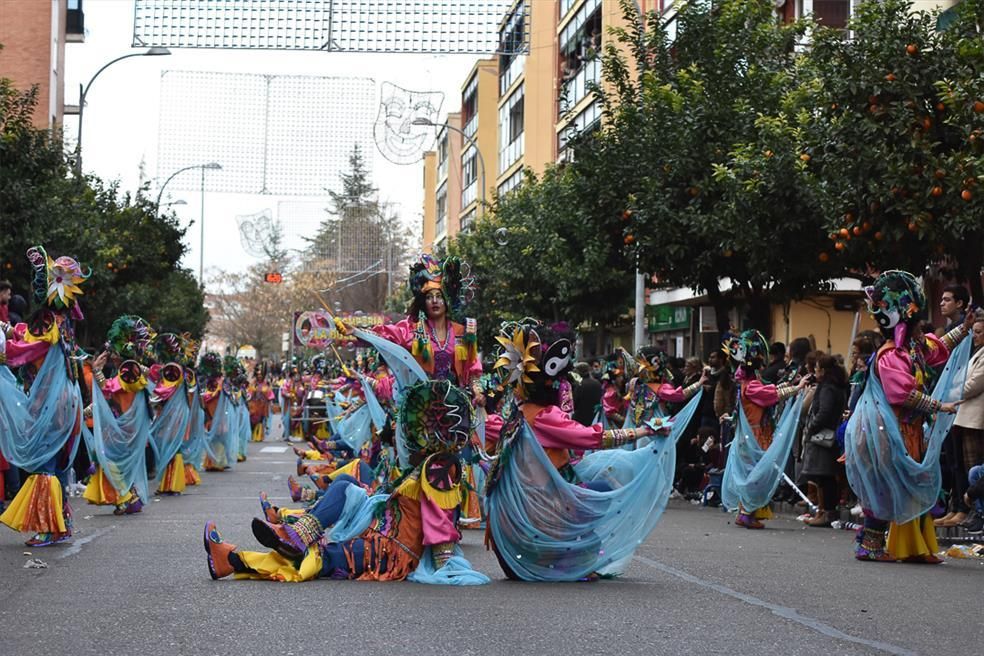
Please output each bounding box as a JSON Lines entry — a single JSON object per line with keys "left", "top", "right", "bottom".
{"left": 645, "top": 305, "right": 691, "bottom": 333}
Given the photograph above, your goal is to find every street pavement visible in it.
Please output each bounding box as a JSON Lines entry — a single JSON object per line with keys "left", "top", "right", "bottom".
{"left": 1, "top": 438, "right": 981, "bottom": 656}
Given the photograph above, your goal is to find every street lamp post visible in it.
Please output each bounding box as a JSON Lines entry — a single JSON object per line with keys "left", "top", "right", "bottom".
{"left": 156, "top": 162, "right": 223, "bottom": 286}
{"left": 412, "top": 118, "right": 486, "bottom": 225}
{"left": 74, "top": 47, "right": 170, "bottom": 176}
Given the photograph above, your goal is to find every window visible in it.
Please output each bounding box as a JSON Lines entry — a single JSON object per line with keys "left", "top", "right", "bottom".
{"left": 499, "top": 1, "right": 527, "bottom": 95}
{"left": 560, "top": 0, "right": 579, "bottom": 20}
{"left": 437, "top": 131, "right": 449, "bottom": 181}
{"left": 498, "top": 85, "right": 525, "bottom": 173}
{"left": 497, "top": 168, "right": 524, "bottom": 197}
{"left": 558, "top": 0, "right": 602, "bottom": 117}
{"left": 460, "top": 208, "right": 477, "bottom": 233}
{"left": 462, "top": 77, "right": 479, "bottom": 139}
{"left": 812, "top": 1, "right": 851, "bottom": 30}
{"left": 461, "top": 147, "right": 478, "bottom": 207}
{"left": 558, "top": 100, "right": 601, "bottom": 157}
{"left": 435, "top": 183, "right": 448, "bottom": 238}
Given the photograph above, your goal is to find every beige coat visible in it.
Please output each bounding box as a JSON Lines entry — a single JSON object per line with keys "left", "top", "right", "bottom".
{"left": 955, "top": 345, "right": 984, "bottom": 429}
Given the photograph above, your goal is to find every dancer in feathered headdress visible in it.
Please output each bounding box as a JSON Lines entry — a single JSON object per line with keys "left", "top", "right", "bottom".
{"left": 350, "top": 254, "right": 482, "bottom": 402}
{"left": 0, "top": 247, "right": 90, "bottom": 546}
{"left": 847, "top": 270, "right": 974, "bottom": 563}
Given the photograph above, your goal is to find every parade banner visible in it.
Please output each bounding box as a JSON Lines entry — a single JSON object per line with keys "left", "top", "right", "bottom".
{"left": 292, "top": 311, "right": 388, "bottom": 348}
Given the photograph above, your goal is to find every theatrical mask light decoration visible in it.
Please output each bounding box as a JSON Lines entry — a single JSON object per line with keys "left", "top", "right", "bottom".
{"left": 236, "top": 209, "right": 278, "bottom": 259}
{"left": 133, "top": 0, "right": 528, "bottom": 55}
{"left": 374, "top": 83, "right": 445, "bottom": 165}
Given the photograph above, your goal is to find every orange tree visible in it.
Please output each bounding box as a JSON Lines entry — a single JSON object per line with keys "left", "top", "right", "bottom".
{"left": 598, "top": 0, "right": 826, "bottom": 335}
{"left": 800, "top": 0, "right": 984, "bottom": 298}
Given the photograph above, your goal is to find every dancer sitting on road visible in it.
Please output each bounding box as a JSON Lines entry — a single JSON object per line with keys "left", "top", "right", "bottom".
{"left": 204, "top": 380, "right": 487, "bottom": 584}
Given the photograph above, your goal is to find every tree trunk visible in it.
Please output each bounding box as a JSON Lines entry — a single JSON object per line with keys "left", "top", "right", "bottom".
{"left": 745, "top": 288, "right": 772, "bottom": 340}
{"left": 706, "top": 283, "right": 733, "bottom": 335}
{"left": 957, "top": 232, "right": 984, "bottom": 304}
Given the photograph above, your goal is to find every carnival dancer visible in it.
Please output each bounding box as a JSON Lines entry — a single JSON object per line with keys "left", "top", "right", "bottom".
{"left": 623, "top": 346, "right": 704, "bottom": 429}
{"left": 846, "top": 270, "right": 973, "bottom": 563}
{"left": 204, "top": 380, "right": 488, "bottom": 585}
{"left": 201, "top": 352, "right": 236, "bottom": 471}
{"left": 280, "top": 366, "right": 306, "bottom": 440}
{"left": 82, "top": 316, "right": 155, "bottom": 513}
{"left": 248, "top": 363, "right": 274, "bottom": 442}
{"left": 720, "top": 330, "right": 810, "bottom": 529}
{"left": 180, "top": 365, "right": 206, "bottom": 486}
{"left": 150, "top": 333, "right": 199, "bottom": 495}
{"left": 600, "top": 350, "right": 630, "bottom": 428}
{"left": 355, "top": 254, "right": 483, "bottom": 400}
{"left": 483, "top": 320, "right": 703, "bottom": 581}
{"left": 0, "top": 247, "right": 88, "bottom": 546}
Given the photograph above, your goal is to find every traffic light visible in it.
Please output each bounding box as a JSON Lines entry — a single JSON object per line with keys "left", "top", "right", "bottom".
{"left": 264, "top": 272, "right": 283, "bottom": 284}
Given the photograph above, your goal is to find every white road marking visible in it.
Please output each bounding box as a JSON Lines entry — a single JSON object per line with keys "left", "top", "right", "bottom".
{"left": 633, "top": 555, "right": 915, "bottom": 656}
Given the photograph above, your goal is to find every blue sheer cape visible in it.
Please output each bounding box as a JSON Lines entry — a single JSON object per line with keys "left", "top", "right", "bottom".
{"left": 350, "top": 325, "right": 427, "bottom": 468}
{"left": 845, "top": 335, "right": 973, "bottom": 523}
{"left": 721, "top": 391, "right": 805, "bottom": 512}
{"left": 203, "top": 391, "right": 238, "bottom": 469}
{"left": 235, "top": 399, "right": 251, "bottom": 457}
{"left": 181, "top": 396, "right": 207, "bottom": 470}
{"left": 149, "top": 383, "right": 193, "bottom": 482}
{"left": 486, "top": 392, "right": 702, "bottom": 581}
{"left": 85, "top": 382, "right": 153, "bottom": 502}
{"left": 0, "top": 346, "right": 82, "bottom": 474}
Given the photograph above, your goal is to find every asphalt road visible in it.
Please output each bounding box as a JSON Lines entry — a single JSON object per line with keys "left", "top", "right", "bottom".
{"left": 2, "top": 439, "right": 981, "bottom": 656}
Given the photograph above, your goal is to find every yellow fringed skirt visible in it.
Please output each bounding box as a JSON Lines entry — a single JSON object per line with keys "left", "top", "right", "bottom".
{"left": 887, "top": 514, "right": 939, "bottom": 560}
{"left": 157, "top": 454, "right": 186, "bottom": 494}
{"left": 82, "top": 467, "right": 132, "bottom": 506}
{"left": 184, "top": 462, "right": 201, "bottom": 486}
{"left": 0, "top": 474, "right": 67, "bottom": 534}
{"left": 251, "top": 422, "right": 264, "bottom": 442}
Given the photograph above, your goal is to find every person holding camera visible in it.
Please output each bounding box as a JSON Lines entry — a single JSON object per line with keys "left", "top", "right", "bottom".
{"left": 801, "top": 355, "right": 849, "bottom": 527}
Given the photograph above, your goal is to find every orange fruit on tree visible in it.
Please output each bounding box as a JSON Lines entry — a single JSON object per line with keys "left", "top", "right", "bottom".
{"left": 962, "top": 189, "right": 973, "bottom": 201}
{"left": 862, "top": 221, "right": 872, "bottom": 231}
{"left": 874, "top": 231, "right": 883, "bottom": 241}
{"left": 934, "top": 169, "right": 946, "bottom": 180}
{"left": 906, "top": 44, "right": 919, "bottom": 55}
{"left": 922, "top": 117, "right": 932, "bottom": 131}
{"left": 818, "top": 252, "right": 830, "bottom": 263}
{"left": 885, "top": 73, "right": 896, "bottom": 82}
{"left": 936, "top": 102, "right": 945, "bottom": 112}
{"left": 931, "top": 186, "right": 943, "bottom": 197}
{"left": 624, "top": 234, "right": 635, "bottom": 244}
{"left": 974, "top": 100, "right": 984, "bottom": 113}
{"left": 908, "top": 221, "right": 919, "bottom": 232}
{"left": 800, "top": 153, "right": 811, "bottom": 162}
{"left": 839, "top": 228, "right": 850, "bottom": 238}
{"left": 852, "top": 226, "right": 862, "bottom": 236}
{"left": 834, "top": 241, "right": 845, "bottom": 251}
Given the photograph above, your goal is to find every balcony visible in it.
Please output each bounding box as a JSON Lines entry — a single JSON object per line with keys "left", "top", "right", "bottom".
{"left": 67, "top": 0, "right": 85, "bottom": 42}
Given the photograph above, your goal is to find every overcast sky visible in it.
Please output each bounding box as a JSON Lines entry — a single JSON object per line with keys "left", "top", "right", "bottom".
{"left": 65, "top": 0, "right": 480, "bottom": 283}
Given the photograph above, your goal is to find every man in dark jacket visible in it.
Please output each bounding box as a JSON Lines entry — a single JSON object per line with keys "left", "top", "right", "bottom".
{"left": 572, "top": 362, "right": 603, "bottom": 426}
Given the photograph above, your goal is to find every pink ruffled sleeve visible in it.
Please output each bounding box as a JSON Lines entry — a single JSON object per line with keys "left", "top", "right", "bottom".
{"left": 877, "top": 348, "right": 916, "bottom": 406}
{"left": 419, "top": 495, "right": 461, "bottom": 546}
{"left": 483, "top": 413, "right": 503, "bottom": 450}
{"left": 372, "top": 375, "right": 394, "bottom": 402}
{"left": 922, "top": 333, "right": 951, "bottom": 369}
{"left": 530, "top": 405, "right": 603, "bottom": 450}
{"left": 742, "top": 380, "right": 779, "bottom": 408}
{"left": 656, "top": 383, "right": 686, "bottom": 403}
{"left": 602, "top": 385, "right": 624, "bottom": 415}
{"left": 371, "top": 319, "right": 414, "bottom": 351}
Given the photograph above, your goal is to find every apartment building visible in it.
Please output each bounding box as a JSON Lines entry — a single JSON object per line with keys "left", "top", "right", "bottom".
{"left": 0, "top": 0, "right": 83, "bottom": 129}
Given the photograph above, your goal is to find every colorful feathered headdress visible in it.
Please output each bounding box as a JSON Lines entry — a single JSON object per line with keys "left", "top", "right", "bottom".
{"left": 407, "top": 254, "right": 476, "bottom": 323}
{"left": 723, "top": 329, "right": 770, "bottom": 369}
{"left": 26, "top": 246, "right": 90, "bottom": 316}
{"left": 106, "top": 315, "right": 155, "bottom": 362}
{"left": 864, "top": 269, "right": 926, "bottom": 346}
